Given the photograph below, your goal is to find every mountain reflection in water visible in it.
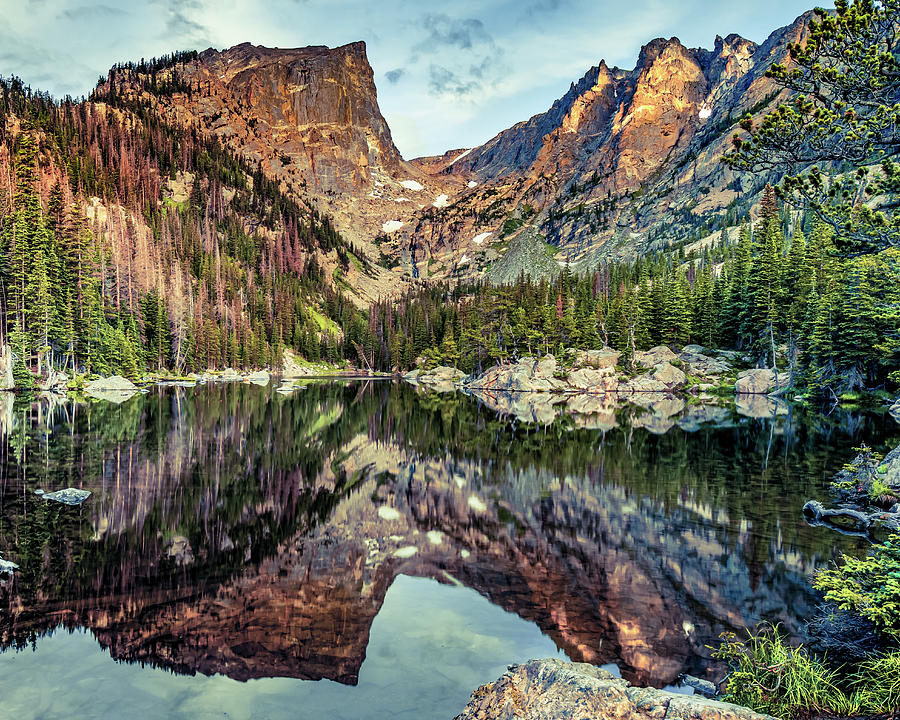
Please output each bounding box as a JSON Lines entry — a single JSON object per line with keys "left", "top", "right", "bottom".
{"left": 0, "top": 382, "right": 896, "bottom": 711}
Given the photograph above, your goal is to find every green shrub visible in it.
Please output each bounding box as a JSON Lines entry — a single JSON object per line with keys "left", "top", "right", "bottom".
{"left": 849, "top": 652, "right": 900, "bottom": 714}
{"left": 712, "top": 625, "right": 850, "bottom": 718}
{"left": 813, "top": 535, "right": 900, "bottom": 640}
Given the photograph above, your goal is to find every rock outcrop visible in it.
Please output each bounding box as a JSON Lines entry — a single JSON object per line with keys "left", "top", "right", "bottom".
{"left": 83, "top": 375, "right": 139, "bottom": 403}
{"left": 454, "top": 659, "right": 775, "bottom": 720}
{"left": 92, "top": 16, "right": 817, "bottom": 292}
{"left": 453, "top": 346, "right": 736, "bottom": 425}
{"left": 735, "top": 368, "right": 789, "bottom": 395}
{"left": 97, "top": 42, "right": 457, "bottom": 263}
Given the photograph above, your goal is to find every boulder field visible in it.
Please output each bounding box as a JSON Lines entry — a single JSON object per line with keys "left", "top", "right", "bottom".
{"left": 405, "top": 345, "right": 790, "bottom": 426}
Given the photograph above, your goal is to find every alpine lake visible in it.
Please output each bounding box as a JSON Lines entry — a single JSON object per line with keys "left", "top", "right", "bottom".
{"left": 0, "top": 380, "right": 896, "bottom": 719}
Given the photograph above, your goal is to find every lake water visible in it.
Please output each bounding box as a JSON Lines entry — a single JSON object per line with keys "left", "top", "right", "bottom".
{"left": 0, "top": 381, "right": 896, "bottom": 719}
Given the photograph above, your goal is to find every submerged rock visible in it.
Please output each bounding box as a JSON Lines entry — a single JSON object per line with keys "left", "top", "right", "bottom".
{"left": 455, "top": 659, "right": 775, "bottom": 720}
{"left": 246, "top": 370, "right": 270, "bottom": 386}
{"left": 415, "top": 366, "right": 468, "bottom": 387}
{"left": 166, "top": 535, "right": 194, "bottom": 565}
{"left": 42, "top": 488, "right": 91, "bottom": 505}
{"left": 276, "top": 381, "right": 297, "bottom": 395}
{"left": 681, "top": 674, "right": 718, "bottom": 698}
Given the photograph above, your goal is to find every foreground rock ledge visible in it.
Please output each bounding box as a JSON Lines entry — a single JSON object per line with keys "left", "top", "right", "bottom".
{"left": 455, "top": 659, "right": 775, "bottom": 720}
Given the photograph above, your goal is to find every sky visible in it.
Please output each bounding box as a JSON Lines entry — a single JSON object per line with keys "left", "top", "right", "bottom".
{"left": 0, "top": 0, "right": 816, "bottom": 159}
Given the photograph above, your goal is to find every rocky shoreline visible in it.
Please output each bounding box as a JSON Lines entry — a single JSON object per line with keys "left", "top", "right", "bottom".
{"left": 404, "top": 344, "right": 794, "bottom": 427}
{"left": 454, "top": 659, "right": 776, "bottom": 720}
{"left": 0, "top": 349, "right": 386, "bottom": 405}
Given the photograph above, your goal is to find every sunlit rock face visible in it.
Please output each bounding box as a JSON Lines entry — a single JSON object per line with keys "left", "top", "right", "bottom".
{"left": 406, "top": 14, "right": 812, "bottom": 278}
{"left": 93, "top": 42, "right": 460, "bottom": 274}
{"left": 0, "top": 384, "right": 875, "bottom": 688}
{"left": 88, "top": 16, "right": 815, "bottom": 288}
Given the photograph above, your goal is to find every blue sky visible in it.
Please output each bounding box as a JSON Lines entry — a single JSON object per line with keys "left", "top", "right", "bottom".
{"left": 1, "top": 0, "right": 815, "bottom": 158}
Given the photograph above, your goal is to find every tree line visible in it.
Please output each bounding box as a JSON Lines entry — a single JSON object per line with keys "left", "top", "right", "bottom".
{"left": 358, "top": 188, "right": 898, "bottom": 398}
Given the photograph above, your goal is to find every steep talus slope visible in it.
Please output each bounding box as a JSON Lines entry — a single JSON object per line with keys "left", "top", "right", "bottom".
{"left": 404, "top": 14, "right": 811, "bottom": 280}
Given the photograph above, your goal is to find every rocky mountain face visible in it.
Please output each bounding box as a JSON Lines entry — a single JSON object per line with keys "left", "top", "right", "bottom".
{"left": 392, "top": 14, "right": 812, "bottom": 282}
{"left": 94, "top": 13, "right": 812, "bottom": 295}
{"left": 97, "top": 42, "right": 461, "bottom": 262}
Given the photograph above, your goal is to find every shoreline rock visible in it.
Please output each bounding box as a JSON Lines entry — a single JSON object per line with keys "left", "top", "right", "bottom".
{"left": 804, "top": 442, "right": 900, "bottom": 538}
{"left": 454, "top": 659, "right": 775, "bottom": 720}
{"left": 735, "top": 368, "right": 790, "bottom": 395}
{"left": 83, "top": 375, "right": 139, "bottom": 404}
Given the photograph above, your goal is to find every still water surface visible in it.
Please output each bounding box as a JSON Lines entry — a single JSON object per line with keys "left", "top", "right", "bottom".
{"left": 0, "top": 381, "right": 896, "bottom": 719}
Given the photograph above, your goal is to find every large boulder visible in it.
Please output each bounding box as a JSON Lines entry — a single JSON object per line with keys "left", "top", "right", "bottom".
{"left": 418, "top": 366, "right": 467, "bottom": 384}
{"left": 621, "top": 375, "right": 668, "bottom": 395}
{"left": 566, "top": 367, "right": 618, "bottom": 392}
{"left": 735, "top": 368, "right": 789, "bottom": 395}
{"left": 652, "top": 361, "right": 686, "bottom": 388}
{"left": 573, "top": 348, "right": 620, "bottom": 370}
{"left": 465, "top": 358, "right": 563, "bottom": 393}
{"left": 679, "top": 348, "right": 732, "bottom": 378}
{"left": 84, "top": 376, "right": 139, "bottom": 403}
{"left": 532, "top": 355, "right": 557, "bottom": 380}
{"left": 40, "top": 369, "right": 69, "bottom": 394}
{"left": 635, "top": 345, "right": 678, "bottom": 368}
{"left": 455, "top": 659, "right": 775, "bottom": 720}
